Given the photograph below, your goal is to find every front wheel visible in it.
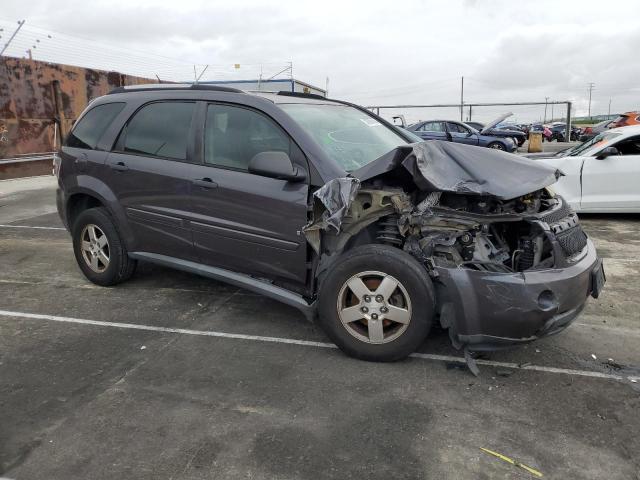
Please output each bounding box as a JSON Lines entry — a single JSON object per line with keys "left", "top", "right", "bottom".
{"left": 317, "top": 244, "right": 435, "bottom": 362}
{"left": 488, "top": 142, "right": 506, "bottom": 150}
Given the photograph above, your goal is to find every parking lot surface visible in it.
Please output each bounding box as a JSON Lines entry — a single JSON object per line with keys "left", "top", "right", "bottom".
{"left": 1, "top": 176, "right": 639, "bottom": 480}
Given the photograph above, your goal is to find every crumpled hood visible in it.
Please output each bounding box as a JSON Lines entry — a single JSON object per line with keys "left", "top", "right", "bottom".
{"left": 352, "top": 140, "right": 563, "bottom": 200}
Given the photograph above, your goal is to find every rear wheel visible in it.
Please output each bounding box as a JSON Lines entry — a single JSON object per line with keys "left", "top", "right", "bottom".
{"left": 488, "top": 142, "right": 505, "bottom": 150}
{"left": 317, "top": 244, "right": 435, "bottom": 361}
{"left": 72, "top": 207, "right": 136, "bottom": 286}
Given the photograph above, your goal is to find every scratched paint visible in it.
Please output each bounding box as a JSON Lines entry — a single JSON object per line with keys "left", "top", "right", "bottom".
{"left": 0, "top": 57, "right": 154, "bottom": 159}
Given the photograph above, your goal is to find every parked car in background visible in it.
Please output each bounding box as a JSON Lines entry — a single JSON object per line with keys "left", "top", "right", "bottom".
{"left": 533, "top": 125, "right": 640, "bottom": 212}
{"left": 408, "top": 119, "right": 517, "bottom": 151}
{"left": 548, "top": 123, "right": 582, "bottom": 142}
{"left": 580, "top": 119, "right": 614, "bottom": 142}
{"left": 462, "top": 113, "right": 527, "bottom": 146}
{"left": 530, "top": 124, "right": 553, "bottom": 142}
{"left": 610, "top": 111, "right": 640, "bottom": 128}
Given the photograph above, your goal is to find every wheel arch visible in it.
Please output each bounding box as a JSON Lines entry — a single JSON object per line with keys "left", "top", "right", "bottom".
{"left": 65, "top": 178, "right": 135, "bottom": 250}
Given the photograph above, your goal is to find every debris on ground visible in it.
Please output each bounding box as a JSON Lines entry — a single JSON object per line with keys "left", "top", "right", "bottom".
{"left": 605, "top": 358, "right": 623, "bottom": 370}
{"left": 464, "top": 348, "right": 480, "bottom": 377}
{"left": 480, "top": 447, "right": 543, "bottom": 478}
{"left": 140, "top": 345, "right": 147, "bottom": 350}
{"left": 496, "top": 369, "right": 514, "bottom": 377}
{"left": 591, "top": 354, "right": 597, "bottom": 360}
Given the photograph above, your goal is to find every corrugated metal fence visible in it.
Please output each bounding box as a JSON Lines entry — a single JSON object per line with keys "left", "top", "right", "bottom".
{"left": 0, "top": 57, "right": 153, "bottom": 160}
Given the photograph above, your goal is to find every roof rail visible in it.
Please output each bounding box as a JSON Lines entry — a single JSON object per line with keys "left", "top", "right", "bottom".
{"left": 107, "top": 83, "right": 244, "bottom": 95}
{"left": 276, "top": 91, "right": 328, "bottom": 101}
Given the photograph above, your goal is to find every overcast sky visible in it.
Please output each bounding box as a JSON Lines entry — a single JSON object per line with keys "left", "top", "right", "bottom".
{"left": 2, "top": 0, "right": 639, "bottom": 123}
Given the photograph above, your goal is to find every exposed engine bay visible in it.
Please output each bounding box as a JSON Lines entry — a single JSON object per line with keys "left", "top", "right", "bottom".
{"left": 312, "top": 185, "right": 585, "bottom": 275}
{"left": 304, "top": 140, "right": 587, "bottom": 275}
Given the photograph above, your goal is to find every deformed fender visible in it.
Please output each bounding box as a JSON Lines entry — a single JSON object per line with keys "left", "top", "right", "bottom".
{"left": 303, "top": 177, "right": 360, "bottom": 253}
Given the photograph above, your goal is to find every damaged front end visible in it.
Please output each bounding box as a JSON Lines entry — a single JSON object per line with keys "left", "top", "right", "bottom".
{"left": 306, "top": 140, "right": 604, "bottom": 352}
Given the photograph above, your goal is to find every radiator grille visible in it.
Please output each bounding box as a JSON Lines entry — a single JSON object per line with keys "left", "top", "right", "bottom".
{"left": 541, "top": 200, "right": 573, "bottom": 225}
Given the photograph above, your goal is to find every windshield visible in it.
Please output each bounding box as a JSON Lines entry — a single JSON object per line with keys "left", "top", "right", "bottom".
{"left": 561, "top": 131, "right": 622, "bottom": 157}
{"left": 279, "top": 103, "right": 409, "bottom": 171}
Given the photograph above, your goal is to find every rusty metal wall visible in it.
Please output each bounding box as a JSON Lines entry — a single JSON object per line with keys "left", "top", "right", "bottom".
{"left": 0, "top": 58, "right": 154, "bottom": 159}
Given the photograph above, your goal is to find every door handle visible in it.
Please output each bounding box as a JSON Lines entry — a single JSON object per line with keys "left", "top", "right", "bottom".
{"left": 110, "top": 161, "right": 129, "bottom": 172}
{"left": 193, "top": 177, "right": 218, "bottom": 189}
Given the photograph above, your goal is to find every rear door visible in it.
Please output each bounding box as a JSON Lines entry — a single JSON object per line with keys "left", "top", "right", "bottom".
{"left": 413, "top": 121, "right": 449, "bottom": 141}
{"left": 581, "top": 135, "right": 640, "bottom": 211}
{"left": 188, "top": 102, "right": 310, "bottom": 287}
{"left": 446, "top": 122, "right": 478, "bottom": 145}
{"left": 104, "top": 101, "right": 199, "bottom": 260}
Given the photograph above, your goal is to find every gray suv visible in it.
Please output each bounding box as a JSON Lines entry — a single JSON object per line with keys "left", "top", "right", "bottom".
{"left": 56, "top": 84, "right": 605, "bottom": 362}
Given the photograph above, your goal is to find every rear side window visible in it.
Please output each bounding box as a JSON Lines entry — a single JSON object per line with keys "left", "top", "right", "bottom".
{"left": 122, "top": 102, "right": 194, "bottom": 160}
{"left": 422, "top": 122, "right": 446, "bottom": 132}
{"left": 204, "top": 104, "right": 290, "bottom": 170}
{"left": 66, "top": 102, "right": 125, "bottom": 149}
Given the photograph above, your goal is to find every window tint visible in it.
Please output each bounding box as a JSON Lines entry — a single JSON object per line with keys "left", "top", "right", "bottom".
{"left": 66, "top": 102, "right": 125, "bottom": 149}
{"left": 423, "top": 122, "right": 446, "bottom": 132}
{"left": 205, "top": 104, "right": 290, "bottom": 170}
{"left": 123, "top": 102, "right": 194, "bottom": 160}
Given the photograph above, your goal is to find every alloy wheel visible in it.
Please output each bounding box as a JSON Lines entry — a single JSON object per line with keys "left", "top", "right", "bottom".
{"left": 80, "top": 224, "right": 110, "bottom": 273}
{"left": 337, "top": 271, "right": 412, "bottom": 344}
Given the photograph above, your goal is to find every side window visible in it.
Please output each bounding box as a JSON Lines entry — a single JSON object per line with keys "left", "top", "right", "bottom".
{"left": 122, "top": 102, "right": 194, "bottom": 160}
{"left": 447, "top": 122, "right": 467, "bottom": 134}
{"left": 612, "top": 136, "right": 640, "bottom": 156}
{"left": 204, "top": 104, "right": 291, "bottom": 170}
{"left": 66, "top": 102, "right": 125, "bottom": 149}
{"left": 421, "top": 122, "right": 445, "bottom": 132}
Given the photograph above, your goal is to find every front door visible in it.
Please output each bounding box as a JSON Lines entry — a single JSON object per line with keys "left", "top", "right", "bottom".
{"left": 581, "top": 135, "right": 640, "bottom": 211}
{"left": 188, "top": 102, "right": 310, "bottom": 287}
{"left": 104, "top": 101, "right": 199, "bottom": 260}
{"left": 447, "top": 122, "right": 479, "bottom": 145}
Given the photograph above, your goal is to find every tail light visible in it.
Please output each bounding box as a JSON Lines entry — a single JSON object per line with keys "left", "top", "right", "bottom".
{"left": 53, "top": 153, "right": 61, "bottom": 177}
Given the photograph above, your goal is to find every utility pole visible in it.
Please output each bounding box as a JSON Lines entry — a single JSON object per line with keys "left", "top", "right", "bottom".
{"left": 460, "top": 76, "right": 464, "bottom": 121}
{"left": 608, "top": 98, "right": 611, "bottom": 117}
{"left": 587, "top": 82, "right": 595, "bottom": 119}
{"left": 544, "top": 97, "right": 549, "bottom": 123}
{"left": 0, "top": 19, "right": 26, "bottom": 56}
{"left": 325, "top": 76, "right": 330, "bottom": 97}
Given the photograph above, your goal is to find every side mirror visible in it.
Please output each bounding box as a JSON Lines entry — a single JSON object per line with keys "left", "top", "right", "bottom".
{"left": 248, "top": 151, "right": 306, "bottom": 182}
{"left": 596, "top": 146, "right": 619, "bottom": 160}
{"left": 466, "top": 131, "right": 473, "bottom": 137}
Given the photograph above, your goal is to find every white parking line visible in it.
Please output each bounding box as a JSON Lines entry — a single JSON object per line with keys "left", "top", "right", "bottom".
{"left": 0, "top": 224, "right": 66, "bottom": 231}
{"left": 1, "top": 309, "right": 638, "bottom": 383}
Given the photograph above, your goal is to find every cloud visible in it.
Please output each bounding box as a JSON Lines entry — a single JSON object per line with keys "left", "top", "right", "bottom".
{"left": 2, "top": 0, "right": 638, "bottom": 120}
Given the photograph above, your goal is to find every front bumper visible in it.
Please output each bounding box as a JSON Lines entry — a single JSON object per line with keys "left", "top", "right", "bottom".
{"left": 435, "top": 239, "right": 601, "bottom": 351}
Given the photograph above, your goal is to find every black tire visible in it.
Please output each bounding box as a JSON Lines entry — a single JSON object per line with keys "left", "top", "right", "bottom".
{"left": 317, "top": 244, "right": 435, "bottom": 362}
{"left": 487, "top": 142, "right": 506, "bottom": 151}
{"left": 72, "top": 207, "right": 136, "bottom": 286}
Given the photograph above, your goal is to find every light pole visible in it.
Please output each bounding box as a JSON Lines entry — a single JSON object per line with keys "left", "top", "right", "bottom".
{"left": 587, "top": 82, "right": 595, "bottom": 119}
{"left": 544, "top": 97, "right": 549, "bottom": 123}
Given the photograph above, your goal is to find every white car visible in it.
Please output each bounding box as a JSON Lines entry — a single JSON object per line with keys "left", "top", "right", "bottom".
{"left": 534, "top": 126, "right": 640, "bottom": 212}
